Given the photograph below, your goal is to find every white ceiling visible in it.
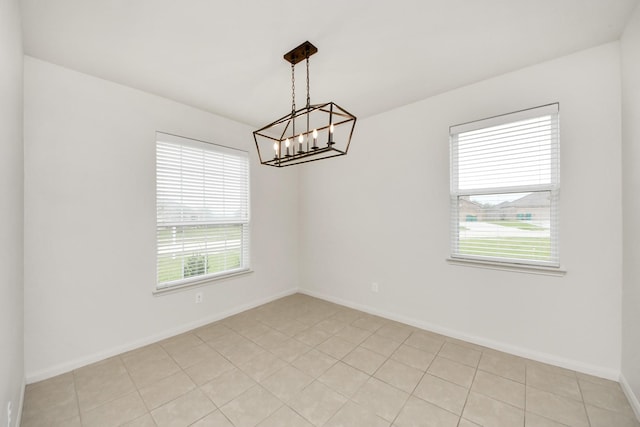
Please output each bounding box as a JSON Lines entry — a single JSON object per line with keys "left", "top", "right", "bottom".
{"left": 21, "top": 0, "right": 639, "bottom": 127}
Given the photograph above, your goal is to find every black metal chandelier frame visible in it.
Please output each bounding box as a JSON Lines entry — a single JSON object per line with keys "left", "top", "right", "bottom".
{"left": 253, "top": 41, "right": 357, "bottom": 167}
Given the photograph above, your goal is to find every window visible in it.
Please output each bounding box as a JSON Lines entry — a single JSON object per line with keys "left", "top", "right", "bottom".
{"left": 156, "top": 132, "right": 250, "bottom": 290}
{"left": 450, "top": 104, "right": 559, "bottom": 267}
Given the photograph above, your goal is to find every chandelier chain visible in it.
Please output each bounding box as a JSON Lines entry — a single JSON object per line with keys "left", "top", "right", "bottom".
{"left": 306, "top": 56, "right": 310, "bottom": 109}
{"left": 291, "top": 63, "right": 296, "bottom": 116}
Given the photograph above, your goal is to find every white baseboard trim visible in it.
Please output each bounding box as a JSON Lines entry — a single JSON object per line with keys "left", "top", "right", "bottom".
{"left": 300, "top": 289, "right": 620, "bottom": 381}
{"left": 25, "top": 288, "right": 298, "bottom": 383}
{"left": 14, "top": 379, "right": 25, "bottom": 427}
{"left": 620, "top": 373, "right": 640, "bottom": 421}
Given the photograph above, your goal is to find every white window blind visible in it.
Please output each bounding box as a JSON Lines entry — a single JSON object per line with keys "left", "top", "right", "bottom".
{"left": 450, "top": 104, "right": 560, "bottom": 267}
{"left": 156, "top": 132, "right": 250, "bottom": 289}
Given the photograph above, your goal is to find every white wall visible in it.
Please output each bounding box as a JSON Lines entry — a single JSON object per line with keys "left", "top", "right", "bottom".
{"left": 621, "top": 2, "right": 640, "bottom": 415}
{"left": 23, "top": 57, "right": 299, "bottom": 381}
{"left": 300, "top": 43, "right": 623, "bottom": 378}
{"left": 0, "top": 0, "right": 24, "bottom": 425}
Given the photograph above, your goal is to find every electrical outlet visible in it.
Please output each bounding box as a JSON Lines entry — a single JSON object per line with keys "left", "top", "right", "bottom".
{"left": 195, "top": 292, "right": 203, "bottom": 304}
{"left": 7, "top": 401, "right": 12, "bottom": 427}
{"left": 371, "top": 282, "right": 379, "bottom": 293}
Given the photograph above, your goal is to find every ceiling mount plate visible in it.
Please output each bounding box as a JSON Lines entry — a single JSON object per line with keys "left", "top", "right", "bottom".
{"left": 283, "top": 41, "right": 318, "bottom": 65}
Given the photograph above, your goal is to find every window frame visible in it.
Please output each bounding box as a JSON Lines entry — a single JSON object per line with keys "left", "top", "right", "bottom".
{"left": 449, "top": 103, "right": 560, "bottom": 270}
{"left": 155, "top": 132, "right": 251, "bottom": 292}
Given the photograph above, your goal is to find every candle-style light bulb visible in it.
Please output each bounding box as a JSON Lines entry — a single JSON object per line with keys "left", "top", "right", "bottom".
{"left": 298, "top": 134, "right": 304, "bottom": 154}
{"left": 312, "top": 128, "right": 318, "bottom": 150}
{"left": 273, "top": 142, "right": 279, "bottom": 159}
{"left": 328, "top": 123, "right": 335, "bottom": 145}
{"left": 284, "top": 138, "right": 291, "bottom": 157}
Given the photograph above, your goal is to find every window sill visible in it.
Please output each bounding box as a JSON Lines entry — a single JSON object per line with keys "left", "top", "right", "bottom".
{"left": 446, "top": 258, "right": 566, "bottom": 276}
{"left": 153, "top": 268, "right": 253, "bottom": 296}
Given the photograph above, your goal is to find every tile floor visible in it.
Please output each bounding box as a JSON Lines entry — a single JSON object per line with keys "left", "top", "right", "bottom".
{"left": 21, "top": 294, "right": 640, "bottom": 427}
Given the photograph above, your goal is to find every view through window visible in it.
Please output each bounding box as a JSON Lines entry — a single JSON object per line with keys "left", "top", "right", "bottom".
{"left": 450, "top": 104, "right": 559, "bottom": 267}
{"left": 156, "top": 132, "right": 250, "bottom": 289}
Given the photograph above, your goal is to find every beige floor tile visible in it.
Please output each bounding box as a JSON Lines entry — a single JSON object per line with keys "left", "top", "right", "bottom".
{"left": 471, "top": 370, "right": 525, "bottom": 409}
{"left": 318, "top": 361, "right": 369, "bottom": 397}
{"left": 121, "top": 344, "right": 170, "bottom": 372}
{"left": 462, "top": 392, "right": 524, "bottom": 427}
{"left": 253, "top": 328, "right": 290, "bottom": 350}
{"left": 445, "top": 337, "right": 486, "bottom": 353}
{"left": 404, "top": 332, "right": 445, "bottom": 354}
{"left": 288, "top": 381, "right": 348, "bottom": 426}
{"left": 375, "top": 323, "right": 413, "bottom": 343}
{"left": 217, "top": 340, "right": 266, "bottom": 366}
{"left": 324, "top": 401, "right": 390, "bottom": 427}
{"left": 427, "top": 356, "right": 476, "bottom": 388}
{"left": 200, "top": 368, "right": 256, "bottom": 407}
{"left": 138, "top": 371, "right": 195, "bottom": 410}
{"left": 526, "top": 386, "right": 589, "bottom": 427}
{"left": 236, "top": 323, "right": 272, "bottom": 340}
{"left": 121, "top": 413, "right": 157, "bottom": 426}
{"left": 315, "top": 318, "right": 348, "bottom": 335}
{"left": 150, "top": 388, "right": 215, "bottom": 427}
{"left": 193, "top": 322, "right": 232, "bottom": 343}
{"left": 458, "top": 419, "right": 482, "bottom": 427}
{"left": 526, "top": 364, "right": 582, "bottom": 401}
{"left": 238, "top": 351, "right": 288, "bottom": 383}
{"left": 478, "top": 351, "right": 526, "bottom": 383}
{"left": 413, "top": 373, "right": 468, "bottom": 415}
{"left": 316, "top": 336, "right": 358, "bottom": 359}
{"left": 438, "top": 342, "right": 481, "bottom": 367}
{"left": 21, "top": 373, "right": 79, "bottom": 425}
{"left": 75, "top": 358, "right": 136, "bottom": 412}
{"left": 580, "top": 378, "right": 637, "bottom": 417}
{"left": 526, "top": 360, "right": 577, "bottom": 379}
{"left": 207, "top": 331, "right": 251, "bottom": 352}
{"left": 586, "top": 403, "right": 640, "bottom": 427}
{"left": 374, "top": 359, "right": 423, "bottom": 393}
{"left": 159, "top": 333, "right": 204, "bottom": 355}
{"left": 257, "top": 405, "right": 314, "bottom": 427}
{"left": 576, "top": 372, "right": 621, "bottom": 389}
{"left": 394, "top": 396, "right": 459, "bottom": 427}
{"left": 360, "top": 334, "right": 402, "bottom": 358}
{"left": 342, "top": 346, "right": 387, "bottom": 375}
{"left": 125, "top": 352, "right": 181, "bottom": 389}
{"left": 335, "top": 325, "right": 372, "bottom": 344}
{"left": 391, "top": 344, "right": 435, "bottom": 371}
{"left": 352, "top": 377, "right": 409, "bottom": 422}
{"left": 191, "top": 410, "right": 234, "bottom": 426}
{"left": 170, "top": 343, "right": 220, "bottom": 370}
{"left": 184, "top": 351, "right": 235, "bottom": 385}
{"left": 524, "top": 412, "right": 568, "bottom": 426}
{"left": 273, "top": 320, "right": 309, "bottom": 337}
{"left": 352, "top": 316, "right": 386, "bottom": 332}
{"left": 82, "top": 391, "right": 147, "bottom": 427}
{"left": 220, "top": 385, "right": 283, "bottom": 427}
{"left": 331, "top": 308, "right": 363, "bottom": 324}
{"left": 291, "top": 349, "right": 338, "bottom": 378}
{"left": 50, "top": 415, "right": 82, "bottom": 427}
{"left": 261, "top": 365, "right": 314, "bottom": 402}
{"left": 295, "top": 327, "right": 334, "bottom": 347}
{"left": 269, "top": 338, "right": 312, "bottom": 363}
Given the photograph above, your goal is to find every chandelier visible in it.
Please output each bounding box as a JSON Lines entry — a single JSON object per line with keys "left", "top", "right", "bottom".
{"left": 253, "top": 41, "right": 357, "bottom": 167}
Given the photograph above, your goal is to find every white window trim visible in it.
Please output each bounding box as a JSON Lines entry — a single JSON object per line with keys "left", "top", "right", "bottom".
{"left": 155, "top": 131, "right": 251, "bottom": 292}
{"left": 449, "top": 103, "right": 561, "bottom": 272}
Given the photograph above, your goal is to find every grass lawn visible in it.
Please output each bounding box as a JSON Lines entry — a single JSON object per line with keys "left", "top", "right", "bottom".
{"left": 157, "top": 224, "right": 242, "bottom": 284}
{"left": 487, "top": 221, "right": 546, "bottom": 231}
{"left": 459, "top": 236, "right": 551, "bottom": 261}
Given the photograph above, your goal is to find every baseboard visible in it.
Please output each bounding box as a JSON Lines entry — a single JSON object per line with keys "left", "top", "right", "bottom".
{"left": 300, "top": 289, "right": 620, "bottom": 381}
{"left": 25, "top": 287, "right": 298, "bottom": 383}
{"left": 13, "top": 378, "right": 25, "bottom": 427}
{"left": 620, "top": 373, "right": 640, "bottom": 421}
